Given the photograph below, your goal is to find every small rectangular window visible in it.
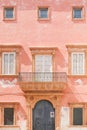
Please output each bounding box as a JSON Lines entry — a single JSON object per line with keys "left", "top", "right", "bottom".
{"left": 38, "top": 7, "right": 49, "bottom": 19}
{"left": 73, "top": 108, "right": 83, "bottom": 125}
{"left": 73, "top": 7, "right": 83, "bottom": 19}
{"left": 4, "top": 7, "right": 15, "bottom": 20}
{"left": 4, "top": 108, "right": 14, "bottom": 125}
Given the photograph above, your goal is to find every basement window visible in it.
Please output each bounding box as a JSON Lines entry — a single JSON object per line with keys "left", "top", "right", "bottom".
{"left": 4, "top": 108, "right": 14, "bottom": 125}
{"left": 73, "top": 108, "right": 83, "bottom": 125}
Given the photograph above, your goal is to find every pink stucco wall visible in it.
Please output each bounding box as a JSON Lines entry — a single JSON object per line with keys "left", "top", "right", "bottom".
{"left": 0, "top": 0, "right": 87, "bottom": 72}
{"left": 0, "top": 0, "right": 87, "bottom": 128}
{"left": 0, "top": 0, "right": 87, "bottom": 100}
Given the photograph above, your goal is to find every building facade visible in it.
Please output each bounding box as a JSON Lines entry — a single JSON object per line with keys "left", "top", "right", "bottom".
{"left": 0, "top": 0, "right": 87, "bottom": 130}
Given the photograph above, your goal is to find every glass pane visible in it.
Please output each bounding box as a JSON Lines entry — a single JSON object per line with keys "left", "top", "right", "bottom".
{"left": 44, "top": 55, "right": 52, "bottom": 72}
{"left": 72, "top": 54, "right": 77, "bottom": 74}
{"left": 5, "top": 8, "right": 14, "bottom": 18}
{"left": 72, "top": 53, "right": 84, "bottom": 75}
{"left": 73, "top": 108, "right": 83, "bottom": 125}
{"left": 3, "top": 54, "right": 9, "bottom": 74}
{"left": 9, "top": 54, "right": 15, "bottom": 74}
{"left": 35, "top": 55, "right": 52, "bottom": 81}
{"left": 74, "top": 8, "right": 82, "bottom": 18}
{"left": 4, "top": 108, "right": 14, "bottom": 125}
{"left": 79, "top": 54, "right": 84, "bottom": 74}
{"left": 39, "top": 8, "right": 48, "bottom": 18}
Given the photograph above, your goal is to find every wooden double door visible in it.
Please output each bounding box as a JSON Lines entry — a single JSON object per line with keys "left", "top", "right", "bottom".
{"left": 33, "top": 100, "right": 55, "bottom": 130}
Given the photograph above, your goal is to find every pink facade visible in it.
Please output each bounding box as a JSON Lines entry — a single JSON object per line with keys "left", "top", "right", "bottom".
{"left": 0, "top": 0, "right": 87, "bottom": 130}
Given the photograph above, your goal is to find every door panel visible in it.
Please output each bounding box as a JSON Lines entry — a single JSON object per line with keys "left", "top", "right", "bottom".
{"left": 33, "top": 100, "right": 55, "bottom": 130}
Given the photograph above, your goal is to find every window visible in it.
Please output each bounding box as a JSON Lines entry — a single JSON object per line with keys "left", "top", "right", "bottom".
{"left": 0, "top": 103, "right": 18, "bottom": 126}
{"left": 2, "top": 52, "right": 16, "bottom": 75}
{"left": 35, "top": 55, "right": 52, "bottom": 81}
{"left": 38, "top": 7, "right": 49, "bottom": 19}
{"left": 4, "top": 108, "right": 14, "bottom": 125}
{"left": 66, "top": 45, "right": 87, "bottom": 75}
{"left": 4, "top": 7, "right": 15, "bottom": 20}
{"left": 73, "top": 7, "right": 84, "bottom": 19}
{"left": 30, "top": 47, "right": 57, "bottom": 81}
{"left": 71, "top": 52, "right": 85, "bottom": 75}
{"left": 69, "top": 103, "right": 85, "bottom": 126}
{"left": 0, "top": 45, "right": 21, "bottom": 76}
{"left": 73, "top": 108, "right": 83, "bottom": 125}
{"left": 35, "top": 55, "right": 52, "bottom": 72}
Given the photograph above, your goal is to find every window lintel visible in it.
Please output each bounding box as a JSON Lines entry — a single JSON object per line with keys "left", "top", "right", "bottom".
{"left": 0, "top": 45, "right": 22, "bottom": 53}
{"left": 69, "top": 103, "right": 85, "bottom": 108}
{"left": 30, "top": 47, "right": 57, "bottom": 55}
{"left": 0, "top": 102, "right": 19, "bottom": 107}
{"left": 66, "top": 45, "right": 87, "bottom": 53}
{"left": 66, "top": 45, "right": 87, "bottom": 49}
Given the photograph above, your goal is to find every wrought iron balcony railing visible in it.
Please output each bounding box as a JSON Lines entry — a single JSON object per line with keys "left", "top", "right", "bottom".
{"left": 18, "top": 72, "right": 67, "bottom": 82}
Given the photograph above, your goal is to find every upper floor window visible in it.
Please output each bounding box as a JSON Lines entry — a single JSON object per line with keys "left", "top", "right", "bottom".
{"left": 0, "top": 45, "right": 21, "bottom": 76}
{"left": 38, "top": 7, "right": 49, "bottom": 20}
{"left": 72, "top": 7, "right": 84, "bottom": 20}
{"left": 71, "top": 52, "right": 85, "bottom": 75}
{"left": 35, "top": 55, "right": 52, "bottom": 72}
{"left": 2, "top": 52, "right": 16, "bottom": 75}
{"left": 35, "top": 55, "right": 52, "bottom": 81}
{"left": 30, "top": 47, "right": 57, "bottom": 81}
{"left": 4, "top": 7, "right": 15, "bottom": 20}
{"left": 66, "top": 45, "right": 86, "bottom": 75}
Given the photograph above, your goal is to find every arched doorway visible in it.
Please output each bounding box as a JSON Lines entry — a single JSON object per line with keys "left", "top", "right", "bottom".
{"left": 33, "top": 100, "right": 55, "bottom": 130}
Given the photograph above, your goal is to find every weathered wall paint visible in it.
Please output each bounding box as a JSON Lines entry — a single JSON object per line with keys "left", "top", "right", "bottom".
{"left": 0, "top": 0, "right": 87, "bottom": 130}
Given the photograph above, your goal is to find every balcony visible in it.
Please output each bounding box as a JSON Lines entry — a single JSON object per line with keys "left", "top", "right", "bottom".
{"left": 18, "top": 72, "right": 67, "bottom": 92}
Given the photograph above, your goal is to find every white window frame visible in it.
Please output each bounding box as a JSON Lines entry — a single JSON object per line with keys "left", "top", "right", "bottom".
{"left": 35, "top": 55, "right": 53, "bottom": 81}
{"left": 71, "top": 52, "right": 85, "bottom": 75}
{"left": 35, "top": 55, "right": 52, "bottom": 72}
{"left": 2, "top": 52, "right": 16, "bottom": 75}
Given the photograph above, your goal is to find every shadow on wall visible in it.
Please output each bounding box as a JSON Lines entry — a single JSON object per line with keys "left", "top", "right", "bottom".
{"left": 20, "top": 46, "right": 67, "bottom": 71}
{"left": 20, "top": 46, "right": 32, "bottom": 66}
{"left": 55, "top": 48, "right": 67, "bottom": 71}
{"left": 61, "top": 80, "right": 80, "bottom": 106}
